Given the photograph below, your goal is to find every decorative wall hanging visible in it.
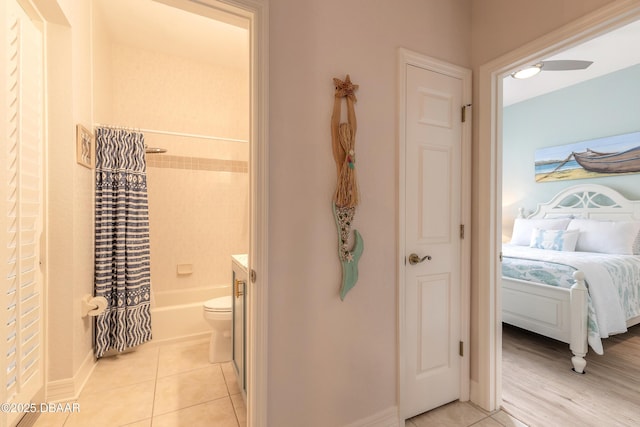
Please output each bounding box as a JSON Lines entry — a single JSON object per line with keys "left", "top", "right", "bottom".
{"left": 534, "top": 131, "right": 640, "bottom": 182}
{"left": 76, "top": 124, "right": 95, "bottom": 169}
{"left": 331, "top": 75, "right": 364, "bottom": 300}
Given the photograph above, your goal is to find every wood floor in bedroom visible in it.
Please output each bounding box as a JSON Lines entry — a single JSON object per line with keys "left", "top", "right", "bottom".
{"left": 501, "top": 323, "right": 640, "bottom": 427}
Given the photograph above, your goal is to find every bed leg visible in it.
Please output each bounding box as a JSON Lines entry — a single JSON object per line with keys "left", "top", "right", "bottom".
{"left": 570, "top": 271, "right": 588, "bottom": 374}
{"left": 571, "top": 354, "right": 587, "bottom": 374}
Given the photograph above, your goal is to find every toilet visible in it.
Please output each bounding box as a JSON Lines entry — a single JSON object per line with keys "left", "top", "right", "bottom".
{"left": 202, "top": 295, "right": 233, "bottom": 363}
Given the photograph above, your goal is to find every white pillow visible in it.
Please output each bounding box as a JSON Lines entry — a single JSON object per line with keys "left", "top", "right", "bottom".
{"left": 529, "top": 228, "right": 580, "bottom": 251}
{"left": 510, "top": 218, "right": 571, "bottom": 246}
{"left": 567, "top": 219, "right": 640, "bottom": 255}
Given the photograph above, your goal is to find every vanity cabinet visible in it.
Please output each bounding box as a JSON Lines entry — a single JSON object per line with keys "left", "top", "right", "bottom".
{"left": 231, "top": 254, "right": 247, "bottom": 397}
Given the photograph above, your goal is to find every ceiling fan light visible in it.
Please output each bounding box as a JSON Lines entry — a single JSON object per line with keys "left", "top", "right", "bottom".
{"left": 511, "top": 63, "right": 543, "bottom": 79}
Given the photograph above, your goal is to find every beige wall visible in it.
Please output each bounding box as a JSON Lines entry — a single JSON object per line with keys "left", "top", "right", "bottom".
{"left": 108, "top": 45, "right": 249, "bottom": 140}
{"left": 470, "top": 0, "right": 617, "bottom": 67}
{"left": 40, "top": 0, "right": 628, "bottom": 423}
{"left": 146, "top": 152, "right": 249, "bottom": 294}
{"left": 268, "top": 0, "right": 470, "bottom": 425}
{"left": 91, "top": 6, "right": 112, "bottom": 126}
{"left": 45, "top": 0, "right": 95, "bottom": 384}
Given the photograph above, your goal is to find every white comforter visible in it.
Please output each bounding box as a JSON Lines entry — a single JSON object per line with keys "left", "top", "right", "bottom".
{"left": 503, "top": 244, "right": 640, "bottom": 354}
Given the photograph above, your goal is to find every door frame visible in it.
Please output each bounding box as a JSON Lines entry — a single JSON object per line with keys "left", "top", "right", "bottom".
{"left": 175, "top": 0, "right": 269, "bottom": 424}
{"left": 397, "top": 48, "right": 472, "bottom": 420}
{"left": 474, "top": 1, "right": 640, "bottom": 412}
{"left": 224, "top": 1, "right": 269, "bottom": 425}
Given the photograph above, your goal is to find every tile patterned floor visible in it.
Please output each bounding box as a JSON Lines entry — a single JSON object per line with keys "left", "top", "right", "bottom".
{"left": 407, "top": 401, "right": 528, "bottom": 427}
{"left": 32, "top": 339, "right": 246, "bottom": 427}
{"left": 31, "top": 337, "right": 525, "bottom": 427}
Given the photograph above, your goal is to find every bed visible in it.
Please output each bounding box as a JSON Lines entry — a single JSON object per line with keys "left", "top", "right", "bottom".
{"left": 501, "top": 183, "right": 640, "bottom": 373}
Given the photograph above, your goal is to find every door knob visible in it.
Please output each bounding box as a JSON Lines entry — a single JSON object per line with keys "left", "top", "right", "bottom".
{"left": 408, "top": 253, "right": 432, "bottom": 265}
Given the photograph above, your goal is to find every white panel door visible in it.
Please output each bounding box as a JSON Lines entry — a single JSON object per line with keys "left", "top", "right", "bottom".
{"left": 401, "top": 61, "right": 468, "bottom": 419}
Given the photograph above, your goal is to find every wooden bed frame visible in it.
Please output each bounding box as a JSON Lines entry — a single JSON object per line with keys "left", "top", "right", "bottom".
{"left": 502, "top": 183, "right": 640, "bottom": 373}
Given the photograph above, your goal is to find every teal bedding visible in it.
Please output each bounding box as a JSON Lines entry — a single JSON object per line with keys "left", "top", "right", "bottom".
{"left": 502, "top": 244, "right": 640, "bottom": 355}
{"left": 502, "top": 256, "right": 576, "bottom": 289}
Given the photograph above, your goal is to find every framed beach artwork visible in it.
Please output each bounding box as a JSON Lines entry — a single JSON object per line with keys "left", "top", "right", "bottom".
{"left": 535, "top": 131, "right": 640, "bottom": 182}
{"left": 76, "top": 124, "right": 95, "bottom": 169}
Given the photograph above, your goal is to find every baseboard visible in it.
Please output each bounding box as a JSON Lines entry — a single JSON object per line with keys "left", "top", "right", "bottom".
{"left": 46, "top": 349, "right": 96, "bottom": 403}
{"left": 344, "top": 406, "right": 400, "bottom": 427}
{"left": 470, "top": 379, "right": 479, "bottom": 404}
{"left": 470, "top": 378, "right": 492, "bottom": 411}
{"left": 16, "top": 412, "right": 39, "bottom": 427}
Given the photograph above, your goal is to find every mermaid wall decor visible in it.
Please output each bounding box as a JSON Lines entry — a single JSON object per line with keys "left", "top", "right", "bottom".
{"left": 331, "top": 75, "right": 364, "bottom": 300}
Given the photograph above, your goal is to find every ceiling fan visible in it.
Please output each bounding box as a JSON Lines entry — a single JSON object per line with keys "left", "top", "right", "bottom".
{"left": 511, "top": 60, "right": 593, "bottom": 79}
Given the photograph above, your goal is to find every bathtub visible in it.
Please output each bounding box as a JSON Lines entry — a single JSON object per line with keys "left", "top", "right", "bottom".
{"left": 150, "top": 285, "right": 231, "bottom": 343}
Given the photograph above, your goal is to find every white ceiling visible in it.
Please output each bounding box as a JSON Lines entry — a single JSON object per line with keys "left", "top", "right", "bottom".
{"left": 503, "top": 19, "right": 640, "bottom": 106}
{"left": 93, "top": 0, "right": 249, "bottom": 69}
{"left": 94, "top": 1, "right": 638, "bottom": 105}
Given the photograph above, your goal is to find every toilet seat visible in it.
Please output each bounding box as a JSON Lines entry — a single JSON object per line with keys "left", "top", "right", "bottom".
{"left": 204, "top": 295, "right": 232, "bottom": 312}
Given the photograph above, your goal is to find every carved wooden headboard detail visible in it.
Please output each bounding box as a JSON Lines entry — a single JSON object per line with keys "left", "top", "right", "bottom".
{"left": 527, "top": 184, "right": 640, "bottom": 221}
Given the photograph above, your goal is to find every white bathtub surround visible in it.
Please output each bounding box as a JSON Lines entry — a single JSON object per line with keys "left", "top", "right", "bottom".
{"left": 151, "top": 285, "right": 231, "bottom": 344}
{"left": 145, "top": 138, "right": 249, "bottom": 294}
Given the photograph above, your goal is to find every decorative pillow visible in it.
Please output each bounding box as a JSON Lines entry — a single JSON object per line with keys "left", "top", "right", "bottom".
{"left": 567, "top": 219, "right": 640, "bottom": 255}
{"left": 529, "top": 228, "right": 580, "bottom": 251}
{"left": 510, "top": 218, "right": 571, "bottom": 246}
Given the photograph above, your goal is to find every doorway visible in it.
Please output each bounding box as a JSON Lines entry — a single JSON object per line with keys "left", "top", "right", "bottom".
{"left": 499, "top": 15, "right": 640, "bottom": 425}
{"left": 476, "top": 0, "right": 640, "bottom": 415}
{"left": 91, "top": 0, "right": 268, "bottom": 424}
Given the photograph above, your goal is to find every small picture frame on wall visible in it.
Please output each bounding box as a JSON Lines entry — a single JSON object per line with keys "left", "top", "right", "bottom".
{"left": 76, "top": 124, "right": 95, "bottom": 169}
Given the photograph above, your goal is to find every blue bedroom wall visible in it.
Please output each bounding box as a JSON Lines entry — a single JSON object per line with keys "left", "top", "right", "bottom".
{"left": 502, "top": 64, "right": 640, "bottom": 238}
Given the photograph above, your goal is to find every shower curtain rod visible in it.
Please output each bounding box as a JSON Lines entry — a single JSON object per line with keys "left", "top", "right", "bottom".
{"left": 94, "top": 124, "right": 248, "bottom": 143}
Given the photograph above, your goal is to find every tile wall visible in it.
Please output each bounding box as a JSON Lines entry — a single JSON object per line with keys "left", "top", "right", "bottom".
{"left": 93, "top": 38, "right": 250, "bottom": 298}
{"left": 146, "top": 146, "right": 249, "bottom": 294}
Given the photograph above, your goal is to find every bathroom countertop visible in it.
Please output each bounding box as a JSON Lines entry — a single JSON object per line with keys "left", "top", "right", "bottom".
{"left": 232, "top": 253, "right": 248, "bottom": 271}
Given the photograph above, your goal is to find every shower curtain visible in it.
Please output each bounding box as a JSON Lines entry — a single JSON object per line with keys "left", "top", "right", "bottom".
{"left": 94, "top": 127, "right": 152, "bottom": 358}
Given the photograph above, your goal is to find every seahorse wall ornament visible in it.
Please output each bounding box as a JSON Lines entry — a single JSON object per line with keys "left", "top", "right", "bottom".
{"left": 331, "top": 74, "right": 364, "bottom": 300}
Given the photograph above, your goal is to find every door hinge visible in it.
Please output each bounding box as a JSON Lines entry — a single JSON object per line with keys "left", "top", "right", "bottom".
{"left": 499, "top": 251, "right": 503, "bottom": 262}
{"left": 250, "top": 269, "right": 257, "bottom": 283}
{"left": 461, "top": 104, "right": 472, "bottom": 123}
{"left": 459, "top": 341, "right": 464, "bottom": 357}
{"left": 460, "top": 224, "right": 465, "bottom": 239}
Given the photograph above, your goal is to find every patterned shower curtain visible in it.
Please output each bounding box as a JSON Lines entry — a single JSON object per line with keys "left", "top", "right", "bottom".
{"left": 94, "top": 127, "right": 152, "bottom": 358}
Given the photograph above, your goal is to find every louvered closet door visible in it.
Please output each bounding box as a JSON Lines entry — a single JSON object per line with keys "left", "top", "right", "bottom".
{"left": 2, "top": 1, "right": 44, "bottom": 426}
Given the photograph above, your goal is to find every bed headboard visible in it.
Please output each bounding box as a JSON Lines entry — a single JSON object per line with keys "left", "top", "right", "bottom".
{"left": 527, "top": 184, "right": 640, "bottom": 221}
